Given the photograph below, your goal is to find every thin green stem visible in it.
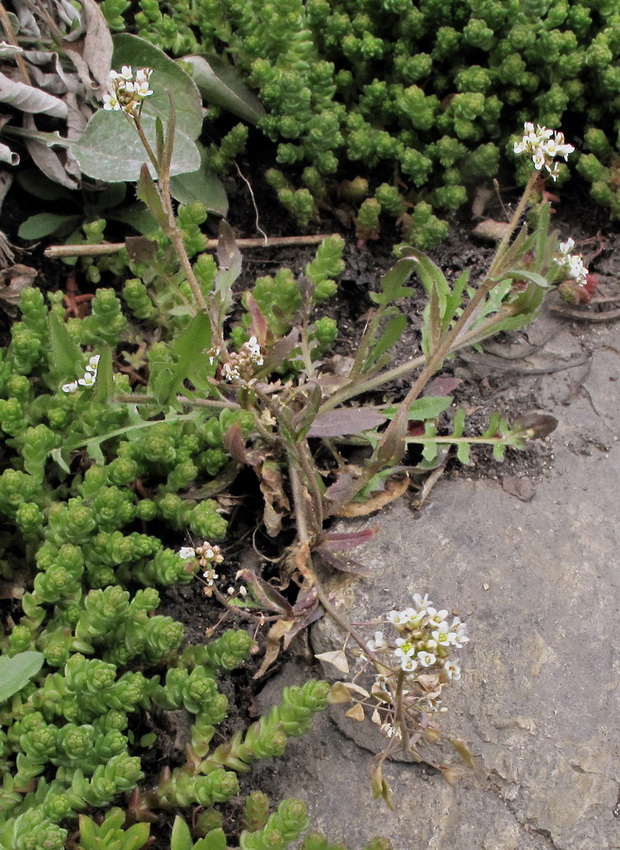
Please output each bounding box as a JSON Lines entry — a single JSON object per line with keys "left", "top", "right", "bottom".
{"left": 487, "top": 170, "right": 539, "bottom": 279}
{"left": 113, "top": 393, "right": 239, "bottom": 409}
{"left": 133, "top": 114, "right": 208, "bottom": 315}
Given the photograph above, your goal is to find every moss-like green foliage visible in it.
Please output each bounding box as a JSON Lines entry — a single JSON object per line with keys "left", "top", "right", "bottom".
{"left": 0, "top": 261, "right": 343, "bottom": 847}
{"left": 108, "top": 0, "right": 620, "bottom": 239}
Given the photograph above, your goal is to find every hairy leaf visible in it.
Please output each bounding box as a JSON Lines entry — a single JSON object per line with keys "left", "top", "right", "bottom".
{"left": 112, "top": 34, "right": 203, "bottom": 138}
{"left": 382, "top": 396, "right": 452, "bottom": 422}
{"left": 48, "top": 313, "right": 84, "bottom": 382}
{"left": 0, "top": 72, "right": 67, "bottom": 117}
{"left": 182, "top": 54, "right": 265, "bottom": 125}
{"left": 307, "top": 407, "right": 387, "bottom": 438}
{"left": 170, "top": 143, "right": 228, "bottom": 215}
{"left": 69, "top": 111, "right": 200, "bottom": 182}
{"left": 370, "top": 257, "right": 415, "bottom": 306}
{"left": 0, "top": 651, "right": 44, "bottom": 702}
{"left": 365, "top": 313, "right": 407, "bottom": 369}
{"left": 18, "top": 212, "right": 80, "bottom": 240}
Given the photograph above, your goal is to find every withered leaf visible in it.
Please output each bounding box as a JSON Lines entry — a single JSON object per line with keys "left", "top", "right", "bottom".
{"left": 449, "top": 736, "right": 476, "bottom": 769}
{"left": 0, "top": 72, "right": 68, "bottom": 117}
{"left": 471, "top": 219, "right": 512, "bottom": 242}
{"left": 245, "top": 292, "right": 268, "bottom": 345}
{"left": 80, "top": 0, "right": 114, "bottom": 91}
{"left": 513, "top": 413, "right": 558, "bottom": 439}
{"left": 253, "top": 617, "right": 293, "bottom": 679}
{"left": 235, "top": 569, "right": 293, "bottom": 617}
{"left": 307, "top": 407, "right": 387, "bottom": 438}
{"left": 327, "top": 682, "right": 354, "bottom": 704}
{"left": 125, "top": 236, "right": 158, "bottom": 262}
{"left": 344, "top": 703, "right": 365, "bottom": 722}
{"left": 332, "top": 474, "right": 409, "bottom": 517}
{"left": 316, "top": 549, "right": 372, "bottom": 577}
{"left": 0, "top": 264, "right": 37, "bottom": 308}
{"left": 258, "top": 459, "right": 290, "bottom": 538}
{"left": 318, "top": 528, "right": 378, "bottom": 551}
{"left": 314, "top": 649, "right": 350, "bottom": 674}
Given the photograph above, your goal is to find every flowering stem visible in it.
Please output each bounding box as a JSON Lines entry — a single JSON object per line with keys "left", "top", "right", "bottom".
{"left": 132, "top": 113, "right": 208, "bottom": 315}
{"left": 487, "top": 170, "right": 539, "bottom": 279}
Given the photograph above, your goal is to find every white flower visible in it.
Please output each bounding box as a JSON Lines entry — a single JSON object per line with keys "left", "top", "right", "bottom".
{"left": 103, "top": 66, "right": 154, "bottom": 116}
{"left": 102, "top": 93, "right": 120, "bottom": 111}
{"left": 400, "top": 655, "right": 418, "bottom": 673}
{"left": 78, "top": 372, "right": 96, "bottom": 387}
{"left": 431, "top": 622, "right": 452, "bottom": 647}
{"left": 178, "top": 547, "right": 196, "bottom": 559}
{"left": 404, "top": 607, "right": 426, "bottom": 628}
{"left": 558, "top": 238, "right": 575, "bottom": 255}
{"left": 86, "top": 354, "right": 100, "bottom": 373}
{"left": 513, "top": 123, "right": 574, "bottom": 180}
{"left": 386, "top": 609, "right": 409, "bottom": 626}
{"left": 412, "top": 592, "right": 432, "bottom": 611}
{"left": 443, "top": 660, "right": 461, "bottom": 680}
{"left": 426, "top": 607, "right": 449, "bottom": 627}
{"left": 222, "top": 362, "right": 241, "bottom": 382}
{"left": 196, "top": 542, "right": 224, "bottom": 564}
{"left": 394, "top": 638, "right": 416, "bottom": 664}
{"left": 448, "top": 621, "right": 469, "bottom": 648}
{"left": 381, "top": 722, "right": 402, "bottom": 739}
{"left": 135, "top": 68, "right": 152, "bottom": 84}
{"left": 203, "top": 568, "right": 219, "bottom": 586}
{"left": 367, "top": 631, "right": 388, "bottom": 652}
{"left": 208, "top": 346, "right": 221, "bottom": 366}
{"left": 133, "top": 79, "right": 153, "bottom": 98}
{"left": 61, "top": 381, "right": 78, "bottom": 393}
{"left": 244, "top": 336, "right": 264, "bottom": 365}
{"left": 417, "top": 651, "right": 436, "bottom": 667}
{"left": 553, "top": 238, "right": 589, "bottom": 286}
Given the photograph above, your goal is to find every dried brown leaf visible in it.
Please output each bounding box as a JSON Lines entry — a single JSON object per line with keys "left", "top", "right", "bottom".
{"left": 314, "top": 649, "right": 350, "bottom": 674}
{"left": 0, "top": 264, "right": 37, "bottom": 308}
{"left": 471, "top": 219, "right": 512, "bottom": 243}
{"left": 125, "top": 236, "right": 158, "bottom": 263}
{"left": 258, "top": 459, "right": 290, "bottom": 538}
{"left": 318, "top": 528, "right": 378, "bottom": 551}
{"left": 344, "top": 703, "right": 365, "bottom": 722}
{"left": 449, "top": 736, "right": 476, "bottom": 768}
{"left": 332, "top": 474, "right": 409, "bottom": 517}
{"left": 327, "top": 682, "right": 354, "bottom": 705}
{"left": 253, "top": 618, "right": 293, "bottom": 679}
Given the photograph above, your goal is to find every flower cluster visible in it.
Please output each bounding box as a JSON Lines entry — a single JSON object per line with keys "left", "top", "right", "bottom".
{"left": 62, "top": 354, "right": 100, "bottom": 394}
{"left": 554, "top": 238, "right": 589, "bottom": 286}
{"left": 376, "top": 593, "right": 467, "bottom": 681}
{"left": 222, "top": 337, "right": 264, "bottom": 383}
{"left": 513, "top": 122, "right": 574, "bottom": 180}
{"left": 178, "top": 541, "right": 224, "bottom": 591}
{"left": 102, "top": 66, "right": 153, "bottom": 117}
{"left": 331, "top": 594, "right": 470, "bottom": 750}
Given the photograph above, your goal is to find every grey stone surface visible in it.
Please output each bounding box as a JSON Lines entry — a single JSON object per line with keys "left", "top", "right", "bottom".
{"left": 256, "top": 309, "right": 620, "bottom": 850}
